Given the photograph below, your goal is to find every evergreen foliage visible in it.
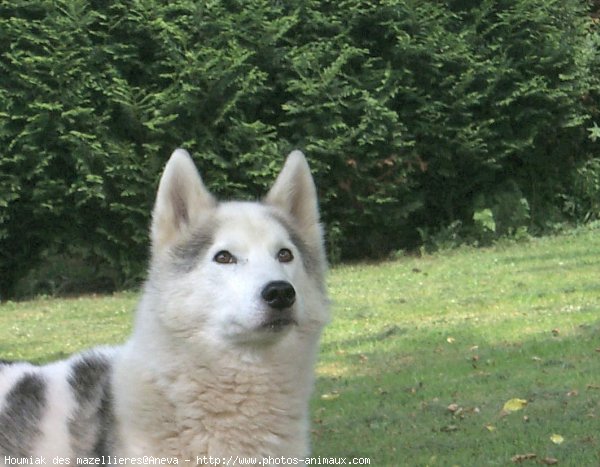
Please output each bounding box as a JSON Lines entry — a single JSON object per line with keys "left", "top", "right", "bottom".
{"left": 0, "top": 0, "right": 598, "bottom": 297}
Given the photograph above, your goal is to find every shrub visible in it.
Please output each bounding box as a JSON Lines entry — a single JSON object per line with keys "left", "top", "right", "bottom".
{"left": 0, "top": 0, "right": 598, "bottom": 298}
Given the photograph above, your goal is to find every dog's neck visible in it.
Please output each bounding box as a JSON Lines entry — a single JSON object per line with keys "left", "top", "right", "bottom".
{"left": 113, "top": 318, "right": 318, "bottom": 461}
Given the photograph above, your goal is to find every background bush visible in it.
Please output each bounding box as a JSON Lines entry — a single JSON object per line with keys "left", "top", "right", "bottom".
{"left": 1, "top": 0, "right": 599, "bottom": 298}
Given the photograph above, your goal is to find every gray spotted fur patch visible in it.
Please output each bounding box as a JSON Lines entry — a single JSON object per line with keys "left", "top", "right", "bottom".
{"left": 0, "top": 373, "right": 47, "bottom": 458}
{"left": 67, "top": 352, "right": 114, "bottom": 459}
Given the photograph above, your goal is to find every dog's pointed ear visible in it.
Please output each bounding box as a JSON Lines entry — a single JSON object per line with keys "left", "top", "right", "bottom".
{"left": 265, "top": 150, "right": 320, "bottom": 232}
{"left": 151, "top": 149, "right": 215, "bottom": 251}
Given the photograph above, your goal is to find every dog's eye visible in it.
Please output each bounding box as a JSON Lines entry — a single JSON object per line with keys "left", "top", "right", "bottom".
{"left": 277, "top": 248, "right": 294, "bottom": 263}
{"left": 214, "top": 250, "right": 237, "bottom": 264}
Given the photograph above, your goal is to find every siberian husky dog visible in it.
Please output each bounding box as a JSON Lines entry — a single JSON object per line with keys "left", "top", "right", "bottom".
{"left": 0, "top": 149, "right": 329, "bottom": 466}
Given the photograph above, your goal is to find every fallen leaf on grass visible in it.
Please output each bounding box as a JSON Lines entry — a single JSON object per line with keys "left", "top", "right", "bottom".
{"left": 484, "top": 424, "right": 496, "bottom": 432}
{"left": 447, "top": 403, "right": 460, "bottom": 413}
{"left": 550, "top": 434, "right": 564, "bottom": 445}
{"left": 511, "top": 453, "right": 537, "bottom": 463}
{"left": 541, "top": 458, "right": 559, "bottom": 465}
{"left": 503, "top": 398, "right": 528, "bottom": 412}
{"left": 320, "top": 392, "right": 339, "bottom": 401}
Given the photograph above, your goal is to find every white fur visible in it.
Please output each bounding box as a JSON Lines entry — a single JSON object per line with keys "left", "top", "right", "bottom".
{"left": 33, "top": 361, "right": 76, "bottom": 459}
{"left": 112, "top": 150, "right": 329, "bottom": 463}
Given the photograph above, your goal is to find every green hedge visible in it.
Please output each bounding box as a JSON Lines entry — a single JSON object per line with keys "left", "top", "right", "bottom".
{"left": 1, "top": 0, "right": 599, "bottom": 298}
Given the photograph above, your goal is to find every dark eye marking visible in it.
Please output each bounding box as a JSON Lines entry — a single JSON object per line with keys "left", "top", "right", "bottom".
{"left": 214, "top": 250, "right": 237, "bottom": 264}
{"left": 277, "top": 248, "right": 294, "bottom": 263}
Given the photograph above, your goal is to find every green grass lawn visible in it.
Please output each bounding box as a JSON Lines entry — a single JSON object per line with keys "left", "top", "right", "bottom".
{"left": 2, "top": 226, "right": 600, "bottom": 466}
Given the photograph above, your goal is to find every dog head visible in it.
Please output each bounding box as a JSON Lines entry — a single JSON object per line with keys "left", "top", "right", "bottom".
{"left": 146, "top": 149, "right": 329, "bottom": 348}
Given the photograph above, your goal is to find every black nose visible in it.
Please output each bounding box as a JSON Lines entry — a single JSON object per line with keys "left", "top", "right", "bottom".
{"left": 261, "top": 281, "right": 296, "bottom": 310}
